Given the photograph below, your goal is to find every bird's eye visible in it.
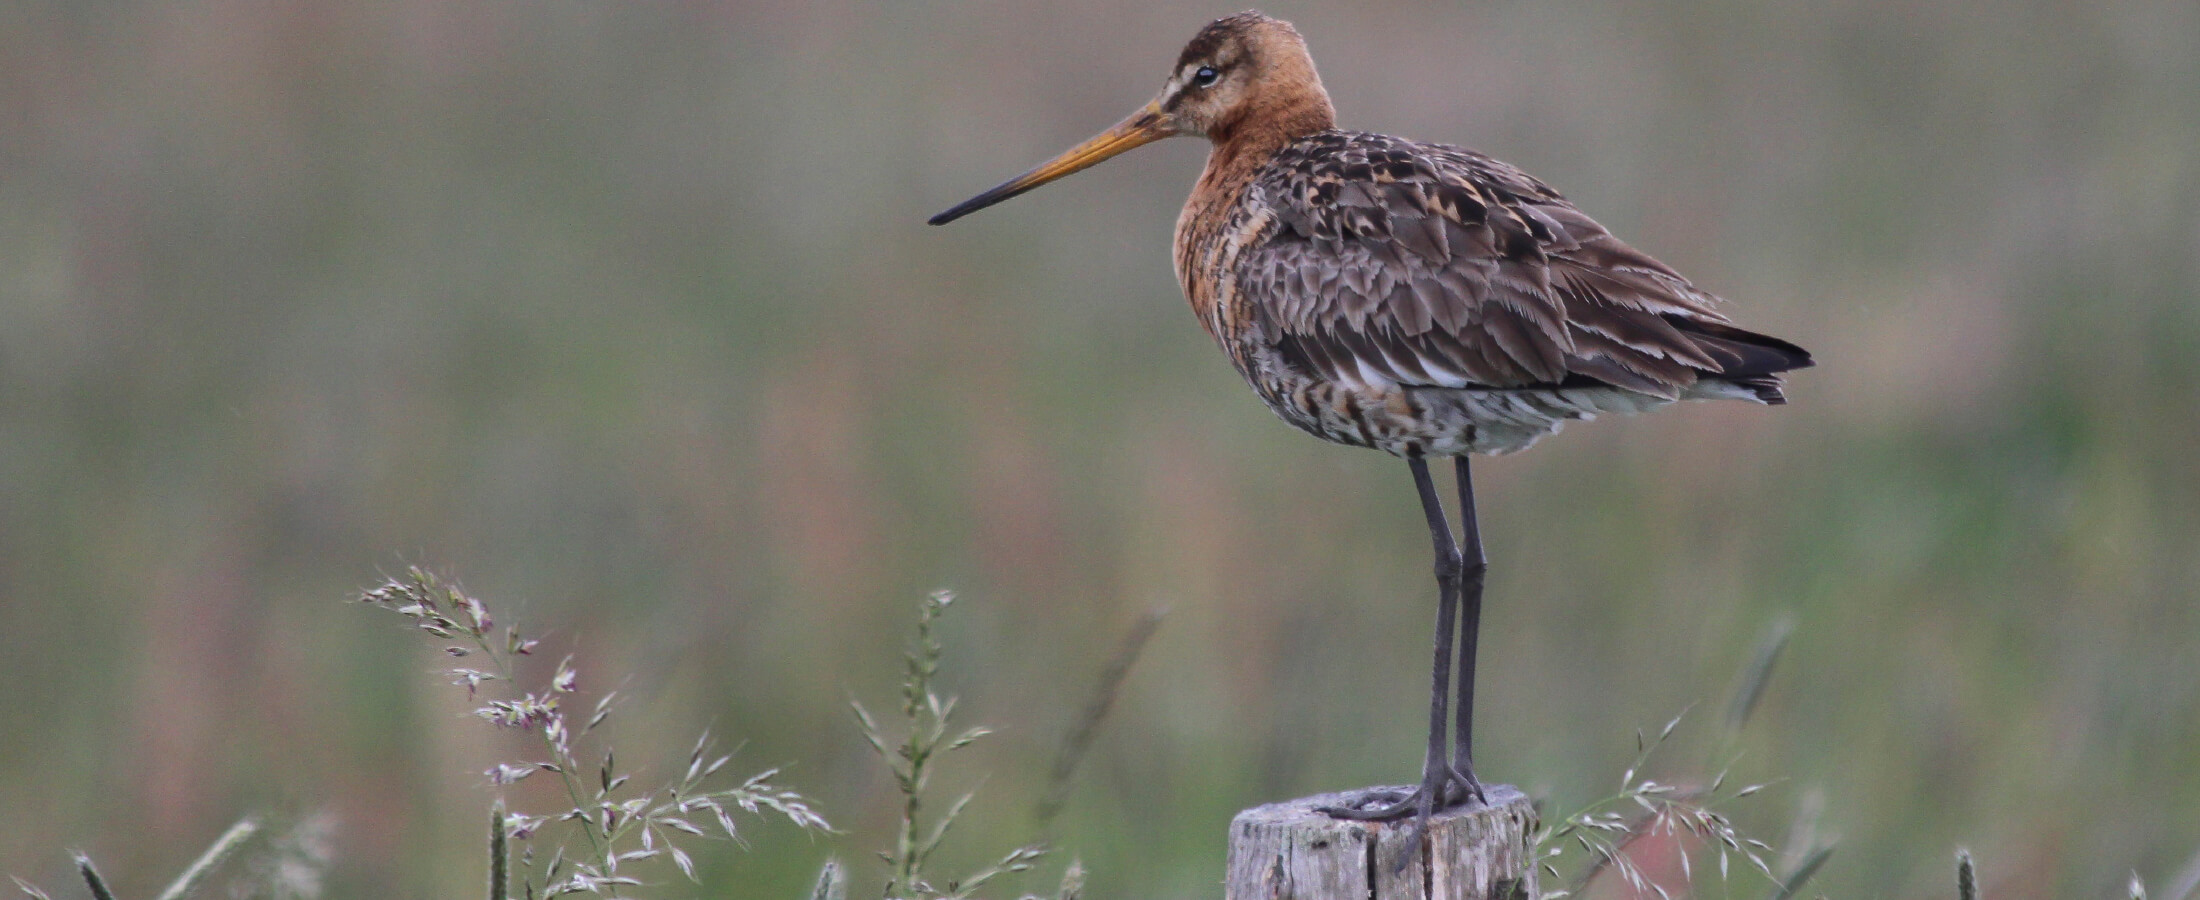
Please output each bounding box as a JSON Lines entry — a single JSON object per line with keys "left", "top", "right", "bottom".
{"left": 1191, "top": 66, "right": 1220, "bottom": 88}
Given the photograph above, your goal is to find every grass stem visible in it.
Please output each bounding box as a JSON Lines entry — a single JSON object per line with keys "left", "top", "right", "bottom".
{"left": 152, "top": 817, "right": 259, "bottom": 900}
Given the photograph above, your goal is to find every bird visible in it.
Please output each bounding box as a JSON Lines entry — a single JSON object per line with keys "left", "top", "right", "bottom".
{"left": 929, "top": 11, "right": 1812, "bottom": 823}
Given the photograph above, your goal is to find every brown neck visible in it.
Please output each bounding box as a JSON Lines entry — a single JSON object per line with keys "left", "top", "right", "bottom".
{"left": 1177, "top": 96, "right": 1330, "bottom": 296}
{"left": 1209, "top": 94, "right": 1333, "bottom": 160}
{"left": 1199, "top": 95, "right": 1332, "bottom": 199}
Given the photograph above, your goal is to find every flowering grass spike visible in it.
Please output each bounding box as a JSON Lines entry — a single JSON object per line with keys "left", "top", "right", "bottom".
{"left": 361, "top": 566, "right": 830, "bottom": 898}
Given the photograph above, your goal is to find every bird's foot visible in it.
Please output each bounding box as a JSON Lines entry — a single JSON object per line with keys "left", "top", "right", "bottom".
{"left": 1452, "top": 759, "right": 1488, "bottom": 807}
{"left": 1318, "top": 764, "right": 1485, "bottom": 821}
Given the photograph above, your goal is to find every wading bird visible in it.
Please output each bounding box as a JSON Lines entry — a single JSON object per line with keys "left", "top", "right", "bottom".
{"left": 930, "top": 11, "right": 1811, "bottom": 822}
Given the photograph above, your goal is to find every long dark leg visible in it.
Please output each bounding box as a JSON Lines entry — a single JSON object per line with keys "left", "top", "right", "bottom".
{"left": 1323, "top": 456, "right": 1467, "bottom": 822}
{"left": 1450, "top": 456, "right": 1489, "bottom": 805}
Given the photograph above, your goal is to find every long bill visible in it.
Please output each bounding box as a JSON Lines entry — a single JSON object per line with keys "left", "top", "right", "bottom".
{"left": 928, "top": 103, "right": 1175, "bottom": 225}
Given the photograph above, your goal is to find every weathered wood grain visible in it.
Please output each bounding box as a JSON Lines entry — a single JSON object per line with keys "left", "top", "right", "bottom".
{"left": 1224, "top": 785, "right": 1538, "bottom": 900}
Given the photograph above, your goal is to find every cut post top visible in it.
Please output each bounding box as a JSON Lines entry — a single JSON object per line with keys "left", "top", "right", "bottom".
{"left": 1225, "top": 785, "right": 1538, "bottom": 900}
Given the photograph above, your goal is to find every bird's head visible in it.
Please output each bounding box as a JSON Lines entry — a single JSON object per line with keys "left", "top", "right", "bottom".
{"left": 1153, "top": 11, "right": 1333, "bottom": 141}
{"left": 929, "top": 10, "right": 1335, "bottom": 226}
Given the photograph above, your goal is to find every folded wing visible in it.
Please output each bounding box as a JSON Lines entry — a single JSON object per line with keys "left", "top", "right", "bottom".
{"left": 1238, "top": 132, "right": 1812, "bottom": 402}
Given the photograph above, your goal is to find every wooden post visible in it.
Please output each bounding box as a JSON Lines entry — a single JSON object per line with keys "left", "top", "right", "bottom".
{"left": 1224, "top": 785, "right": 1539, "bottom": 900}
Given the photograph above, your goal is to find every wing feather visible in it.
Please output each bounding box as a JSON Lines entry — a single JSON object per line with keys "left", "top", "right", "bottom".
{"left": 1238, "top": 131, "right": 1806, "bottom": 395}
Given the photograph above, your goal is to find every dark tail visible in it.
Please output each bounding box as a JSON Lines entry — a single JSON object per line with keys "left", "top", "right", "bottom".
{"left": 1666, "top": 316, "right": 1814, "bottom": 404}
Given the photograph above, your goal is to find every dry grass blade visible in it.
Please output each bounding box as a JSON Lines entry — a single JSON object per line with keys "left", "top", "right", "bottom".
{"left": 1763, "top": 844, "right": 1834, "bottom": 900}
{"left": 1726, "top": 618, "right": 1793, "bottom": 733}
{"left": 1957, "top": 849, "right": 1978, "bottom": 900}
{"left": 69, "top": 854, "right": 115, "bottom": 900}
{"left": 1036, "top": 610, "right": 1163, "bottom": 828}
{"left": 151, "top": 817, "right": 260, "bottom": 900}
{"left": 9, "top": 877, "right": 53, "bottom": 900}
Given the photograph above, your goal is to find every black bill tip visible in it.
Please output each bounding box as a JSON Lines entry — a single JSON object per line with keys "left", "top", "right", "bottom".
{"left": 927, "top": 182, "right": 1025, "bottom": 226}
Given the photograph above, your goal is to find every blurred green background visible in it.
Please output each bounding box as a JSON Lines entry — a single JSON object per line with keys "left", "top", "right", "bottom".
{"left": 4, "top": 1, "right": 2198, "bottom": 897}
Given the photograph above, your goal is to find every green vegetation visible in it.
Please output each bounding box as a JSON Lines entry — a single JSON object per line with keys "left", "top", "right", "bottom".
{"left": 4, "top": 1, "right": 2199, "bottom": 897}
